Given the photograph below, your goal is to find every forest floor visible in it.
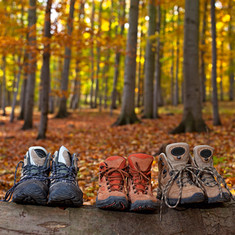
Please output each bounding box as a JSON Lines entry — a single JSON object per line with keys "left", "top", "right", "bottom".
{"left": 0, "top": 101, "right": 234, "bottom": 205}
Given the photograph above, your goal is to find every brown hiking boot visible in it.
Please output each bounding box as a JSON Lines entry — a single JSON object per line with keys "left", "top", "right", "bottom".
{"left": 96, "top": 156, "right": 129, "bottom": 210}
{"left": 127, "top": 153, "right": 157, "bottom": 211}
{"left": 193, "top": 145, "right": 233, "bottom": 203}
{"left": 157, "top": 143, "right": 204, "bottom": 207}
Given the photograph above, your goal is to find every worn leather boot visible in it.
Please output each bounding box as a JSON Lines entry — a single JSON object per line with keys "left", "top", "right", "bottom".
{"left": 127, "top": 153, "right": 157, "bottom": 211}
{"left": 193, "top": 145, "right": 232, "bottom": 203}
{"left": 157, "top": 143, "right": 204, "bottom": 207}
{"left": 96, "top": 156, "right": 129, "bottom": 210}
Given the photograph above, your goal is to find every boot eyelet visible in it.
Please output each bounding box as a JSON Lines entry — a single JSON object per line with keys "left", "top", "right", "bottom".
{"left": 163, "top": 169, "right": 167, "bottom": 174}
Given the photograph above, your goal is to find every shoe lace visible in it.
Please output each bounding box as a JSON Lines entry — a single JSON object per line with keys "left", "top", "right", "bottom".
{"left": 196, "top": 166, "right": 235, "bottom": 201}
{"left": 100, "top": 167, "right": 129, "bottom": 191}
{"left": 1, "top": 160, "right": 50, "bottom": 202}
{"left": 129, "top": 163, "right": 151, "bottom": 194}
{"left": 50, "top": 161, "right": 77, "bottom": 184}
{"left": 159, "top": 164, "right": 204, "bottom": 220}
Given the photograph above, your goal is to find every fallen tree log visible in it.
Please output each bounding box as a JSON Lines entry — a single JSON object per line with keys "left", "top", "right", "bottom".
{"left": 0, "top": 202, "right": 234, "bottom": 235}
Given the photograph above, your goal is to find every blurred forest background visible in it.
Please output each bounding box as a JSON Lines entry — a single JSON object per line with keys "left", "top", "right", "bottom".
{"left": 0, "top": 0, "right": 234, "bottom": 204}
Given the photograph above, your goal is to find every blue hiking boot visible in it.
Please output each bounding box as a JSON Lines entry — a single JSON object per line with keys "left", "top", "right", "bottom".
{"left": 3, "top": 146, "right": 51, "bottom": 205}
{"left": 48, "top": 146, "right": 83, "bottom": 207}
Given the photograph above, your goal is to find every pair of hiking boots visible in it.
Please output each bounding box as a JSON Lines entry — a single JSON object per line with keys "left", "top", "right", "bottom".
{"left": 96, "top": 154, "right": 158, "bottom": 211}
{"left": 96, "top": 143, "right": 233, "bottom": 212}
{"left": 158, "top": 143, "right": 232, "bottom": 207}
{"left": 3, "top": 146, "right": 83, "bottom": 207}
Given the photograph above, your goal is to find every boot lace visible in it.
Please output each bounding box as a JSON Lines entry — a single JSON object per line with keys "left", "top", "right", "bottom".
{"left": 1, "top": 159, "right": 50, "bottom": 202}
{"left": 196, "top": 166, "right": 235, "bottom": 201}
{"left": 100, "top": 166, "right": 129, "bottom": 191}
{"left": 159, "top": 164, "right": 204, "bottom": 220}
{"left": 50, "top": 161, "right": 78, "bottom": 185}
{"left": 129, "top": 163, "right": 151, "bottom": 194}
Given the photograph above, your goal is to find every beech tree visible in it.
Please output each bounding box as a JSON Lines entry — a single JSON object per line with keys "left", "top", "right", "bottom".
{"left": 37, "top": 0, "right": 52, "bottom": 139}
{"left": 113, "top": 0, "right": 140, "bottom": 126}
{"left": 143, "top": 0, "right": 156, "bottom": 119}
{"left": 171, "top": 0, "right": 207, "bottom": 133}
{"left": 56, "top": 0, "right": 76, "bottom": 118}
{"left": 22, "top": 0, "right": 37, "bottom": 130}
{"left": 210, "top": 0, "right": 221, "bottom": 126}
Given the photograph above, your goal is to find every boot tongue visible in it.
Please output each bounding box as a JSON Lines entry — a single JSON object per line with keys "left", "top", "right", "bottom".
{"left": 128, "top": 154, "right": 153, "bottom": 172}
{"left": 56, "top": 146, "right": 72, "bottom": 167}
{"left": 165, "top": 143, "right": 189, "bottom": 170}
{"left": 25, "top": 146, "right": 47, "bottom": 167}
{"left": 104, "top": 156, "right": 126, "bottom": 169}
{"left": 101, "top": 156, "right": 126, "bottom": 191}
{"left": 193, "top": 145, "right": 214, "bottom": 168}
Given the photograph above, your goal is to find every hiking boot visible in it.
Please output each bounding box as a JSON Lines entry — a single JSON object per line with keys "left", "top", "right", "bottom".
{"left": 157, "top": 143, "right": 204, "bottom": 207}
{"left": 4, "top": 146, "right": 51, "bottom": 205}
{"left": 96, "top": 156, "right": 129, "bottom": 210}
{"left": 193, "top": 145, "right": 232, "bottom": 203}
{"left": 127, "top": 153, "right": 157, "bottom": 211}
{"left": 48, "top": 146, "right": 83, "bottom": 207}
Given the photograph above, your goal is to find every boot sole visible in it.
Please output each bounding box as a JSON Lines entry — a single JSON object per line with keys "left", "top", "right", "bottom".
{"left": 167, "top": 192, "right": 204, "bottom": 206}
{"left": 96, "top": 196, "right": 128, "bottom": 210}
{"left": 13, "top": 190, "right": 47, "bottom": 206}
{"left": 130, "top": 200, "right": 158, "bottom": 212}
{"left": 207, "top": 192, "right": 231, "bottom": 204}
{"left": 48, "top": 198, "right": 83, "bottom": 207}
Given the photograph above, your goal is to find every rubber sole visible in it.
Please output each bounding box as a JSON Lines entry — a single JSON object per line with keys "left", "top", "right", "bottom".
{"left": 207, "top": 192, "right": 231, "bottom": 204}
{"left": 130, "top": 200, "right": 158, "bottom": 212}
{"left": 96, "top": 196, "right": 129, "bottom": 210}
{"left": 48, "top": 198, "right": 83, "bottom": 207}
{"left": 167, "top": 192, "right": 205, "bottom": 206}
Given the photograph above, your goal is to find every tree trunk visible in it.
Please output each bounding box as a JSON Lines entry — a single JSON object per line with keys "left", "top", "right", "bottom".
{"left": 173, "top": 6, "right": 180, "bottom": 106}
{"left": 110, "top": 0, "right": 126, "bottom": 111}
{"left": 200, "top": 0, "right": 208, "bottom": 102}
{"left": 37, "top": 0, "right": 52, "bottom": 139}
{"left": 22, "top": 0, "right": 37, "bottom": 130}
{"left": 1, "top": 56, "right": 6, "bottom": 116}
{"left": 94, "top": 0, "right": 103, "bottom": 109}
{"left": 113, "top": 0, "right": 140, "bottom": 126}
{"left": 56, "top": 0, "right": 75, "bottom": 118}
{"left": 70, "top": 0, "right": 85, "bottom": 110}
{"left": 137, "top": 3, "right": 144, "bottom": 109}
{"left": 143, "top": 0, "right": 156, "bottom": 119}
{"left": 18, "top": 65, "right": 28, "bottom": 120}
{"left": 102, "top": 0, "right": 113, "bottom": 109}
{"left": 171, "top": 0, "right": 207, "bottom": 133}
{"left": 219, "top": 42, "right": 224, "bottom": 101}
{"left": 210, "top": 0, "right": 221, "bottom": 126}
{"left": 90, "top": 0, "right": 95, "bottom": 108}
{"left": 10, "top": 4, "right": 24, "bottom": 123}
{"left": 153, "top": 3, "right": 161, "bottom": 119}
{"left": 228, "top": 0, "right": 234, "bottom": 101}
{"left": 0, "top": 202, "right": 234, "bottom": 234}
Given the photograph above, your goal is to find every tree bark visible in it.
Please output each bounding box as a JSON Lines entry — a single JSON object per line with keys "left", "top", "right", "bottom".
{"left": 143, "top": 0, "right": 156, "bottom": 119}
{"left": 171, "top": 0, "right": 207, "bottom": 133}
{"left": 22, "top": 0, "right": 37, "bottom": 130}
{"left": 219, "top": 42, "right": 224, "bottom": 101}
{"left": 0, "top": 202, "right": 234, "bottom": 234}
{"left": 210, "top": 0, "right": 221, "bottom": 126}
{"left": 228, "top": 0, "right": 234, "bottom": 101}
{"left": 89, "top": 0, "right": 95, "bottom": 108}
{"left": 56, "top": 0, "right": 75, "bottom": 118}
{"left": 37, "top": 0, "right": 52, "bottom": 139}
{"left": 10, "top": 4, "right": 25, "bottom": 123}
{"left": 70, "top": 0, "right": 85, "bottom": 110}
{"left": 153, "top": 3, "right": 161, "bottom": 119}
{"left": 1, "top": 56, "right": 6, "bottom": 116}
{"left": 94, "top": 0, "right": 103, "bottom": 109}
{"left": 173, "top": 6, "right": 180, "bottom": 106}
{"left": 113, "top": 0, "right": 140, "bottom": 126}
{"left": 110, "top": 0, "right": 126, "bottom": 111}
{"left": 200, "top": 0, "right": 208, "bottom": 102}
